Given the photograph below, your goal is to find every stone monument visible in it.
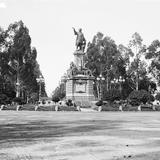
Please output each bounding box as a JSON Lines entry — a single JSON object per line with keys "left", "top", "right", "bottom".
{"left": 65, "top": 28, "right": 95, "bottom": 105}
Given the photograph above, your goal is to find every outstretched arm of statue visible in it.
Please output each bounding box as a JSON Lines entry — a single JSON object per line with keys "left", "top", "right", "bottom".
{"left": 72, "top": 27, "right": 77, "bottom": 35}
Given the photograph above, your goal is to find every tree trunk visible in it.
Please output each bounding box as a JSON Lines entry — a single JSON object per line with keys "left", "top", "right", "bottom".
{"left": 106, "top": 75, "right": 109, "bottom": 91}
{"left": 136, "top": 70, "right": 139, "bottom": 91}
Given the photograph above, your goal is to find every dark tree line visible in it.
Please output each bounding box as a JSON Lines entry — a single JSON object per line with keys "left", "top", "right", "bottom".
{"left": 85, "top": 32, "right": 157, "bottom": 101}
{"left": 0, "top": 20, "right": 47, "bottom": 104}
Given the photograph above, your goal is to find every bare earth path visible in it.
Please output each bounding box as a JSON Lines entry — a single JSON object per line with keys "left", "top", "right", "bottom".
{"left": 0, "top": 111, "right": 160, "bottom": 160}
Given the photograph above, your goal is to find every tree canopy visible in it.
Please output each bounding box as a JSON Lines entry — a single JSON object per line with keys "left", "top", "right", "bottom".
{"left": 0, "top": 20, "right": 47, "bottom": 104}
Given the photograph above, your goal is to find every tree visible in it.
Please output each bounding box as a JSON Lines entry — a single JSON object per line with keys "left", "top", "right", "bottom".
{"left": 103, "top": 89, "right": 121, "bottom": 102}
{"left": 52, "top": 83, "right": 65, "bottom": 101}
{"left": 7, "top": 21, "right": 32, "bottom": 97}
{"left": 155, "top": 92, "right": 160, "bottom": 101}
{"left": 118, "top": 44, "right": 134, "bottom": 68}
{"left": 0, "top": 94, "right": 10, "bottom": 104}
{"left": 145, "top": 40, "right": 160, "bottom": 86}
{"left": 0, "top": 20, "right": 47, "bottom": 104}
{"left": 85, "top": 32, "right": 122, "bottom": 98}
{"left": 138, "top": 77, "right": 156, "bottom": 93}
{"left": 8, "top": 21, "right": 47, "bottom": 101}
{"left": 128, "top": 32, "right": 146, "bottom": 90}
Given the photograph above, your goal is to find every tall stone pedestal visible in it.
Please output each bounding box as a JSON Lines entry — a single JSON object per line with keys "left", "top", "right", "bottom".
{"left": 66, "top": 50, "right": 95, "bottom": 105}
{"left": 66, "top": 75, "right": 95, "bottom": 102}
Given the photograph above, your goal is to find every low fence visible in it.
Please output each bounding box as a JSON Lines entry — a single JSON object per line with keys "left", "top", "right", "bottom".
{"left": 1, "top": 104, "right": 160, "bottom": 112}
{"left": 93, "top": 104, "right": 160, "bottom": 112}
{"left": 0, "top": 104, "right": 79, "bottom": 112}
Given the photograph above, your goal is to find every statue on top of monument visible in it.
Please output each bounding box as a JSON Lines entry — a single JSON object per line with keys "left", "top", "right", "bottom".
{"left": 72, "top": 27, "right": 86, "bottom": 52}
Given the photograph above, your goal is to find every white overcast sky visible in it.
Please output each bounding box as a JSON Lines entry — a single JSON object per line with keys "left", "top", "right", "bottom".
{"left": 1, "top": 0, "right": 160, "bottom": 96}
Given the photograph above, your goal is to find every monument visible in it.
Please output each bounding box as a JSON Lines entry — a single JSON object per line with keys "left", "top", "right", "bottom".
{"left": 65, "top": 28, "right": 95, "bottom": 105}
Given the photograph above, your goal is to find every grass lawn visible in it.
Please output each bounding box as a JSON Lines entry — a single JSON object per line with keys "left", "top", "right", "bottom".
{"left": 0, "top": 111, "right": 160, "bottom": 160}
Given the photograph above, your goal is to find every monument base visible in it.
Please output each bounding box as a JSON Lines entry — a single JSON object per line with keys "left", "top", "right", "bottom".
{"left": 65, "top": 48, "right": 95, "bottom": 107}
{"left": 66, "top": 74, "right": 95, "bottom": 106}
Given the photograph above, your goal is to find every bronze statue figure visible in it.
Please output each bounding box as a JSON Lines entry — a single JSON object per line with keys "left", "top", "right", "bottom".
{"left": 72, "top": 27, "right": 86, "bottom": 51}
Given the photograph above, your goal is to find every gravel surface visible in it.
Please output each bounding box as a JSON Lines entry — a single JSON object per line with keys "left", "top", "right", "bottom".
{"left": 0, "top": 111, "right": 160, "bottom": 160}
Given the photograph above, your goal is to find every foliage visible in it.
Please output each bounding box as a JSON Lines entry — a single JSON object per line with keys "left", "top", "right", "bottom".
{"left": 52, "top": 83, "right": 65, "bottom": 101}
{"left": 85, "top": 33, "right": 120, "bottom": 78}
{"left": 155, "top": 92, "right": 160, "bottom": 101}
{"left": 95, "top": 100, "right": 103, "bottom": 106}
{"left": 13, "top": 97, "right": 25, "bottom": 105}
{"left": 28, "top": 92, "right": 38, "bottom": 103}
{"left": 94, "top": 102, "right": 120, "bottom": 111}
{"left": 138, "top": 78, "right": 156, "bottom": 93}
{"left": 0, "top": 20, "right": 46, "bottom": 103}
{"left": 52, "top": 96, "right": 60, "bottom": 103}
{"left": 120, "top": 80, "right": 133, "bottom": 99}
{"left": 85, "top": 32, "right": 126, "bottom": 97}
{"left": 128, "top": 90, "right": 154, "bottom": 105}
{"left": 0, "top": 94, "right": 10, "bottom": 104}
{"left": 145, "top": 40, "right": 160, "bottom": 85}
{"left": 66, "top": 99, "right": 73, "bottom": 106}
{"left": 103, "top": 89, "right": 121, "bottom": 102}
{"left": 118, "top": 44, "right": 134, "bottom": 67}
{"left": 128, "top": 32, "right": 147, "bottom": 91}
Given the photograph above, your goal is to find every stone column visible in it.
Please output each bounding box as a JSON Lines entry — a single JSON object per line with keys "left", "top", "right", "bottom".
{"left": 74, "top": 50, "right": 85, "bottom": 70}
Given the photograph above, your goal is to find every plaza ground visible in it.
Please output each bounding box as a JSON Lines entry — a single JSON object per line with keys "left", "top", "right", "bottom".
{"left": 0, "top": 112, "right": 160, "bottom": 160}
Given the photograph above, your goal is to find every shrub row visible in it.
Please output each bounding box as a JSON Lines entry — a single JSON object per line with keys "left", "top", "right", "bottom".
{"left": 103, "top": 89, "right": 155, "bottom": 105}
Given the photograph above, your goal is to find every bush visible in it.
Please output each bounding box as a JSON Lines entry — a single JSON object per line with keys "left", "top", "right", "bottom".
{"left": 13, "top": 97, "right": 25, "bottom": 105}
{"left": 128, "top": 90, "right": 154, "bottom": 105}
{"left": 155, "top": 92, "right": 160, "bottom": 101}
{"left": 95, "top": 100, "right": 103, "bottom": 106}
{"left": 66, "top": 99, "right": 73, "bottom": 106}
{"left": 0, "top": 94, "right": 9, "bottom": 104}
{"left": 52, "top": 96, "right": 60, "bottom": 103}
{"left": 99, "top": 103, "right": 119, "bottom": 111}
{"left": 103, "top": 89, "right": 121, "bottom": 102}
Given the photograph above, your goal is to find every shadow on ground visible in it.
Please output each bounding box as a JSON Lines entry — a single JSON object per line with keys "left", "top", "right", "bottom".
{"left": 0, "top": 119, "right": 122, "bottom": 144}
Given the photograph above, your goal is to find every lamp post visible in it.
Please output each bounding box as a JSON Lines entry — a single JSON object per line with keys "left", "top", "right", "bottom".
{"left": 119, "top": 76, "right": 125, "bottom": 93}
{"left": 15, "top": 60, "right": 20, "bottom": 98}
{"left": 111, "top": 76, "right": 124, "bottom": 91}
{"left": 97, "top": 74, "right": 105, "bottom": 100}
{"left": 96, "top": 45, "right": 105, "bottom": 100}
{"left": 36, "top": 75, "right": 44, "bottom": 102}
{"left": 111, "top": 78, "right": 118, "bottom": 89}
{"left": 16, "top": 81, "right": 20, "bottom": 98}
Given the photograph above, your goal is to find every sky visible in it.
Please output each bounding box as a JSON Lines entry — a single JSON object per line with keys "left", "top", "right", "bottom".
{"left": 1, "top": 0, "right": 160, "bottom": 96}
